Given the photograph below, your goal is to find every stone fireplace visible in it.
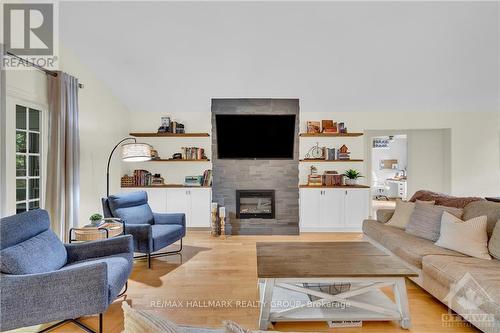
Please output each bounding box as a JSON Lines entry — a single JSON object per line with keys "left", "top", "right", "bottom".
{"left": 211, "top": 98, "right": 299, "bottom": 235}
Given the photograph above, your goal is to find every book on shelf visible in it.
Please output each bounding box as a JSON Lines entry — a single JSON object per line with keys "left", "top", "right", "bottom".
{"left": 181, "top": 147, "right": 206, "bottom": 160}
{"left": 133, "top": 169, "right": 153, "bottom": 187}
{"left": 184, "top": 169, "right": 213, "bottom": 187}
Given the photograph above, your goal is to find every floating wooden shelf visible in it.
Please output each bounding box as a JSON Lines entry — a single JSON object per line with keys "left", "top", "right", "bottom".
{"left": 122, "top": 184, "right": 211, "bottom": 188}
{"left": 149, "top": 159, "right": 210, "bottom": 162}
{"left": 299, "top": 159, "right": 363, "bottom": 162}
{"left": 129, "top": 132, "right": 210, "bottom": 137}
{"left": 299, "top": 132, "right": 363, "bottom": 137}
{"left": 299, "top": 185, "right": 370, "bottom": 189}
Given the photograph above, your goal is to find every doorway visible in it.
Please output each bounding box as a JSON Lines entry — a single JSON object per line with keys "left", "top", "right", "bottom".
{"left": 365, "top": 129, "right": 451, "bottom": 217}
{"left": 371, "top": 135, "right": 408, "bottom": 212}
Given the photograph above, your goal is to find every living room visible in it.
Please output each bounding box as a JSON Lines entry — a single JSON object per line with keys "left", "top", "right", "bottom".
{"left": 1, "top": 1, "right": 499, "bottom": 333}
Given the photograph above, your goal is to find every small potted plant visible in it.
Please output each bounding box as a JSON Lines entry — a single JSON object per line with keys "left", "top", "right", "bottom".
{"left": 89, "top": 213, "right": 104, "bottom": 227}
{"left": 344, "top": 169, "right": 363, "bottom": 186}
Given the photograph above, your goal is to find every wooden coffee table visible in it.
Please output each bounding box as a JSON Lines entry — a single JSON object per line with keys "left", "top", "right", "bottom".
{"left": 256, "top": 242, "right": 417, "bottom": 330}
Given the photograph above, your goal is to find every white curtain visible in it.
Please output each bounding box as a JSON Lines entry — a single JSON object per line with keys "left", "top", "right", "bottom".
{"left": 46, "top": 72, "right": 80, "bottom": 241}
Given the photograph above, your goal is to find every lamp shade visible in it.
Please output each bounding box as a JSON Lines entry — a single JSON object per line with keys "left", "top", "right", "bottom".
{"left": 122, "top": 143, "right": 152, "bottom": 162}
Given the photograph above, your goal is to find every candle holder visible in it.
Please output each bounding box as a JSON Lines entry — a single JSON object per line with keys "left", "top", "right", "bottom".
{"left": 210, "top": 203, "right": 219, "bottom": 237}
{"left": 219, "top": 207, "right": 226, "bottom": 240}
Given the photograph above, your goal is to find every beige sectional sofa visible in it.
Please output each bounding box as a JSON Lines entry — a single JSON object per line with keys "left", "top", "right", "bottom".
{"left": 363, "top": 195, "right": 500, "bottom": 333}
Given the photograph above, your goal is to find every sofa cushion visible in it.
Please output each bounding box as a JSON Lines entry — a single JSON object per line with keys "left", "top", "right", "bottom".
{"left": 405, "top": 202, "right": 463, "bottom": 242}
{"left": 108, "top": 191, "right": 154, "bottom": 225}
{"left": 63, "top": 253, "right": 132, "bottom": 301}
{"left": 363, "top": 219, "right": 464, "bottom": 268}
{"left": 409, "top": 190, "right": 485, "bottom": 208}
{"left": 422, "top": 255, "right": 500, "bottom": 319}
{"left": 152, "top": 225, "right": 184, "bottom": 252}
{"left": 463, "top": 201, "right": 500, "bottom": 236}
{"left": 0, "top": 229, "right": 67, "bottom": 274}
{"left": 435, "top": 212, "right": 490, "bottom": 260}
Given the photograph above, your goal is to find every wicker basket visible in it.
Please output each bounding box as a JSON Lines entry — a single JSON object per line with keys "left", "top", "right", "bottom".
{"left": 72, "top": 222, "right": 124, "bottom": 241}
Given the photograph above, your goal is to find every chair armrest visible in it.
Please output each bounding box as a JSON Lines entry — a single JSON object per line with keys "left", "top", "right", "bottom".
{"left": 377, "top": 209, "right": 395, "bottom": 223}
{"left": 153, "top": 213, "right": 185, "bottom": 227}
{"left": 0, "top": 263, "right": 108, "bottom": 331}
{"left": 65, "top": 235, "right": 133, "bottom": 263}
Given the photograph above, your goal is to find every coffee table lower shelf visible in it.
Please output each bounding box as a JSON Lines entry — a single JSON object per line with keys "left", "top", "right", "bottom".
{"left": 258, "top": 278, "right": 411, "bottom": 330}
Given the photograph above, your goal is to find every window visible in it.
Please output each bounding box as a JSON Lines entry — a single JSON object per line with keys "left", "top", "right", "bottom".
{"left": 16, "top": 105, "right": 42, "bottom": 214}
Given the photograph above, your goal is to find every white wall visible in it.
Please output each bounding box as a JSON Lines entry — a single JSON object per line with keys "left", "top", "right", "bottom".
{"left": 300, "top": 111, "right": 498, "bottom": 197}
{"left": 3, "top": 47, "right": 131, "bottom": 225}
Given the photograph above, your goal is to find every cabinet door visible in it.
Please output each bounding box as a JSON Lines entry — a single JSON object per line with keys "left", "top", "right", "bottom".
{"left": 321, "top": 189, "right": 345, "bottom": 229}
{"left": 344, "top": 189, "right": 369, "bottom": 231}
{"left": 299, "top": 189, "right": 321, "bottom": 230}
{"left": 166, "top": 189, "right": 189, "bottom": 216}
{"left": 188, "top": 188, "right": 211, "bottom": 227}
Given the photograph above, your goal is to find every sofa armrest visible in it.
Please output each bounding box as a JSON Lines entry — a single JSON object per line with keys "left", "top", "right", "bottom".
{"left": 65, "top": 235, "right": 133, "bottom": 263}
{"left": 153, "top": 213, "right": 185, "bottom": 227}
{"left": 377, "top": 209, "right": 395, "bottom": 223}
{"left": 0, "top": 262, "right": 108, "bottom": 331}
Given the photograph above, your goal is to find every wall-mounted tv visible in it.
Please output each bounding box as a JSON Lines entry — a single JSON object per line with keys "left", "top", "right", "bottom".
{"left": 215, "top": 114, "right": 296, "bottom": 159}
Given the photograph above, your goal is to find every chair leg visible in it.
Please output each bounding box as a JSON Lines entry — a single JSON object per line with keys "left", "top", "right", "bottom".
{"left": 117, "top": 281, "right": 128, "bottom": 297}
{"left": 38, "top": 314, "right": 102, "bottom": 333}
{"left": 134, "top": 239, "right": 183, "bottom": 269}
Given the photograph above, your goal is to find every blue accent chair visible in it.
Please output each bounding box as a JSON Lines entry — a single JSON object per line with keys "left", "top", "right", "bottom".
{"left": 0, "top": 209, "right": 133, "bottom": 333}
{"left": 102, "top": 191, "right": 185, "bottom": 268}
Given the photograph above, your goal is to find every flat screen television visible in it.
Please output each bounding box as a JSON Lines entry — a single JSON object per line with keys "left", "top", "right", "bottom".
{"left": 215, "top": 114, "right": 296, "bottom": 159}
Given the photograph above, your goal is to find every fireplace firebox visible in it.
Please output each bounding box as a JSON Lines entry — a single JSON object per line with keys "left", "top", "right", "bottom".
{"left": 236, "top": 190, "right": 275, "bottom": 219}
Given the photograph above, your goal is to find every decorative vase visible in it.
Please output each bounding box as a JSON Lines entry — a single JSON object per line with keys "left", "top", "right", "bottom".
{"left": 345, "top": 178, "right": 357, "bottom": 186}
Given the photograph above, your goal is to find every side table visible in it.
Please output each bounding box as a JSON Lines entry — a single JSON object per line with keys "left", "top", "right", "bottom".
{"left": 69, "top": 219, "right": 124, "bottom": 243}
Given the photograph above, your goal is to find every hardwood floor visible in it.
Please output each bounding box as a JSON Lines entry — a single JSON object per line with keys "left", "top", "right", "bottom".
{"left": 15, "top": 231, "right": 478, "bottom": 333}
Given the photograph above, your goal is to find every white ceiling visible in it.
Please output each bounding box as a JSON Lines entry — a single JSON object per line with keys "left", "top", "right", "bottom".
{"left": 59, "top": 1, "right": 499, "bottom": 113}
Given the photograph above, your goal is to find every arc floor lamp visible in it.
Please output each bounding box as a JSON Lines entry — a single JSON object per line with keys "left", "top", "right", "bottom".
{"left": 106, "top": 137, "right": 152, "bottom": 197}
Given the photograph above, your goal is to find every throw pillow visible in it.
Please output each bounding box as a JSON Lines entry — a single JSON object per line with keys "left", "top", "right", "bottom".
{"left": 122, "top": 301, "right": 179, "bottom": 333}
{"left": 405, "top": 202, "right": 463, "bottom": 241}
{"left": 386, "top": 200, "right": 434, "bottom": 229}
{"left": 463, "top": 201, "right": 500, "bottom": 236}
{"left": 386, "top": 200, "right": 415, "bottom": 229}
{"left": 488, "top": 220, "right": 500, "bottom": 260}
{"left": 435, "top": 212, "right": 490, "bottom": 260}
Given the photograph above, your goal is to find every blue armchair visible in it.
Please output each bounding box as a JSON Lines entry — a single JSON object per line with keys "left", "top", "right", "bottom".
{"left": 102, "top": 191, "right": 185, "bottom": 268}
{"left": 0, "top": 209, "right": 133, "bottom": 333}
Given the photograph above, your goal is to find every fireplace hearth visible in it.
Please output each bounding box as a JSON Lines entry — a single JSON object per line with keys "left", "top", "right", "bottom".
{"left": 236, "top": 190, "right": 275, "bottom": 219}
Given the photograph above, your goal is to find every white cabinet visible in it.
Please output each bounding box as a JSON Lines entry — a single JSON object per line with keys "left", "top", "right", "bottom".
{"left": 299, "top": 188, "right": 369, "bottom": 232}
{"left": 166, "top": 188, "right": 211, "bottom": 228}
{"left": 344, "top": 189, "right": 370, "bottom": 228}
{"left": 299, "top": 189, "right": 321, "bottom": 229}
{"left": 119, "top": 187, "right": 211, "bottom": 228}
